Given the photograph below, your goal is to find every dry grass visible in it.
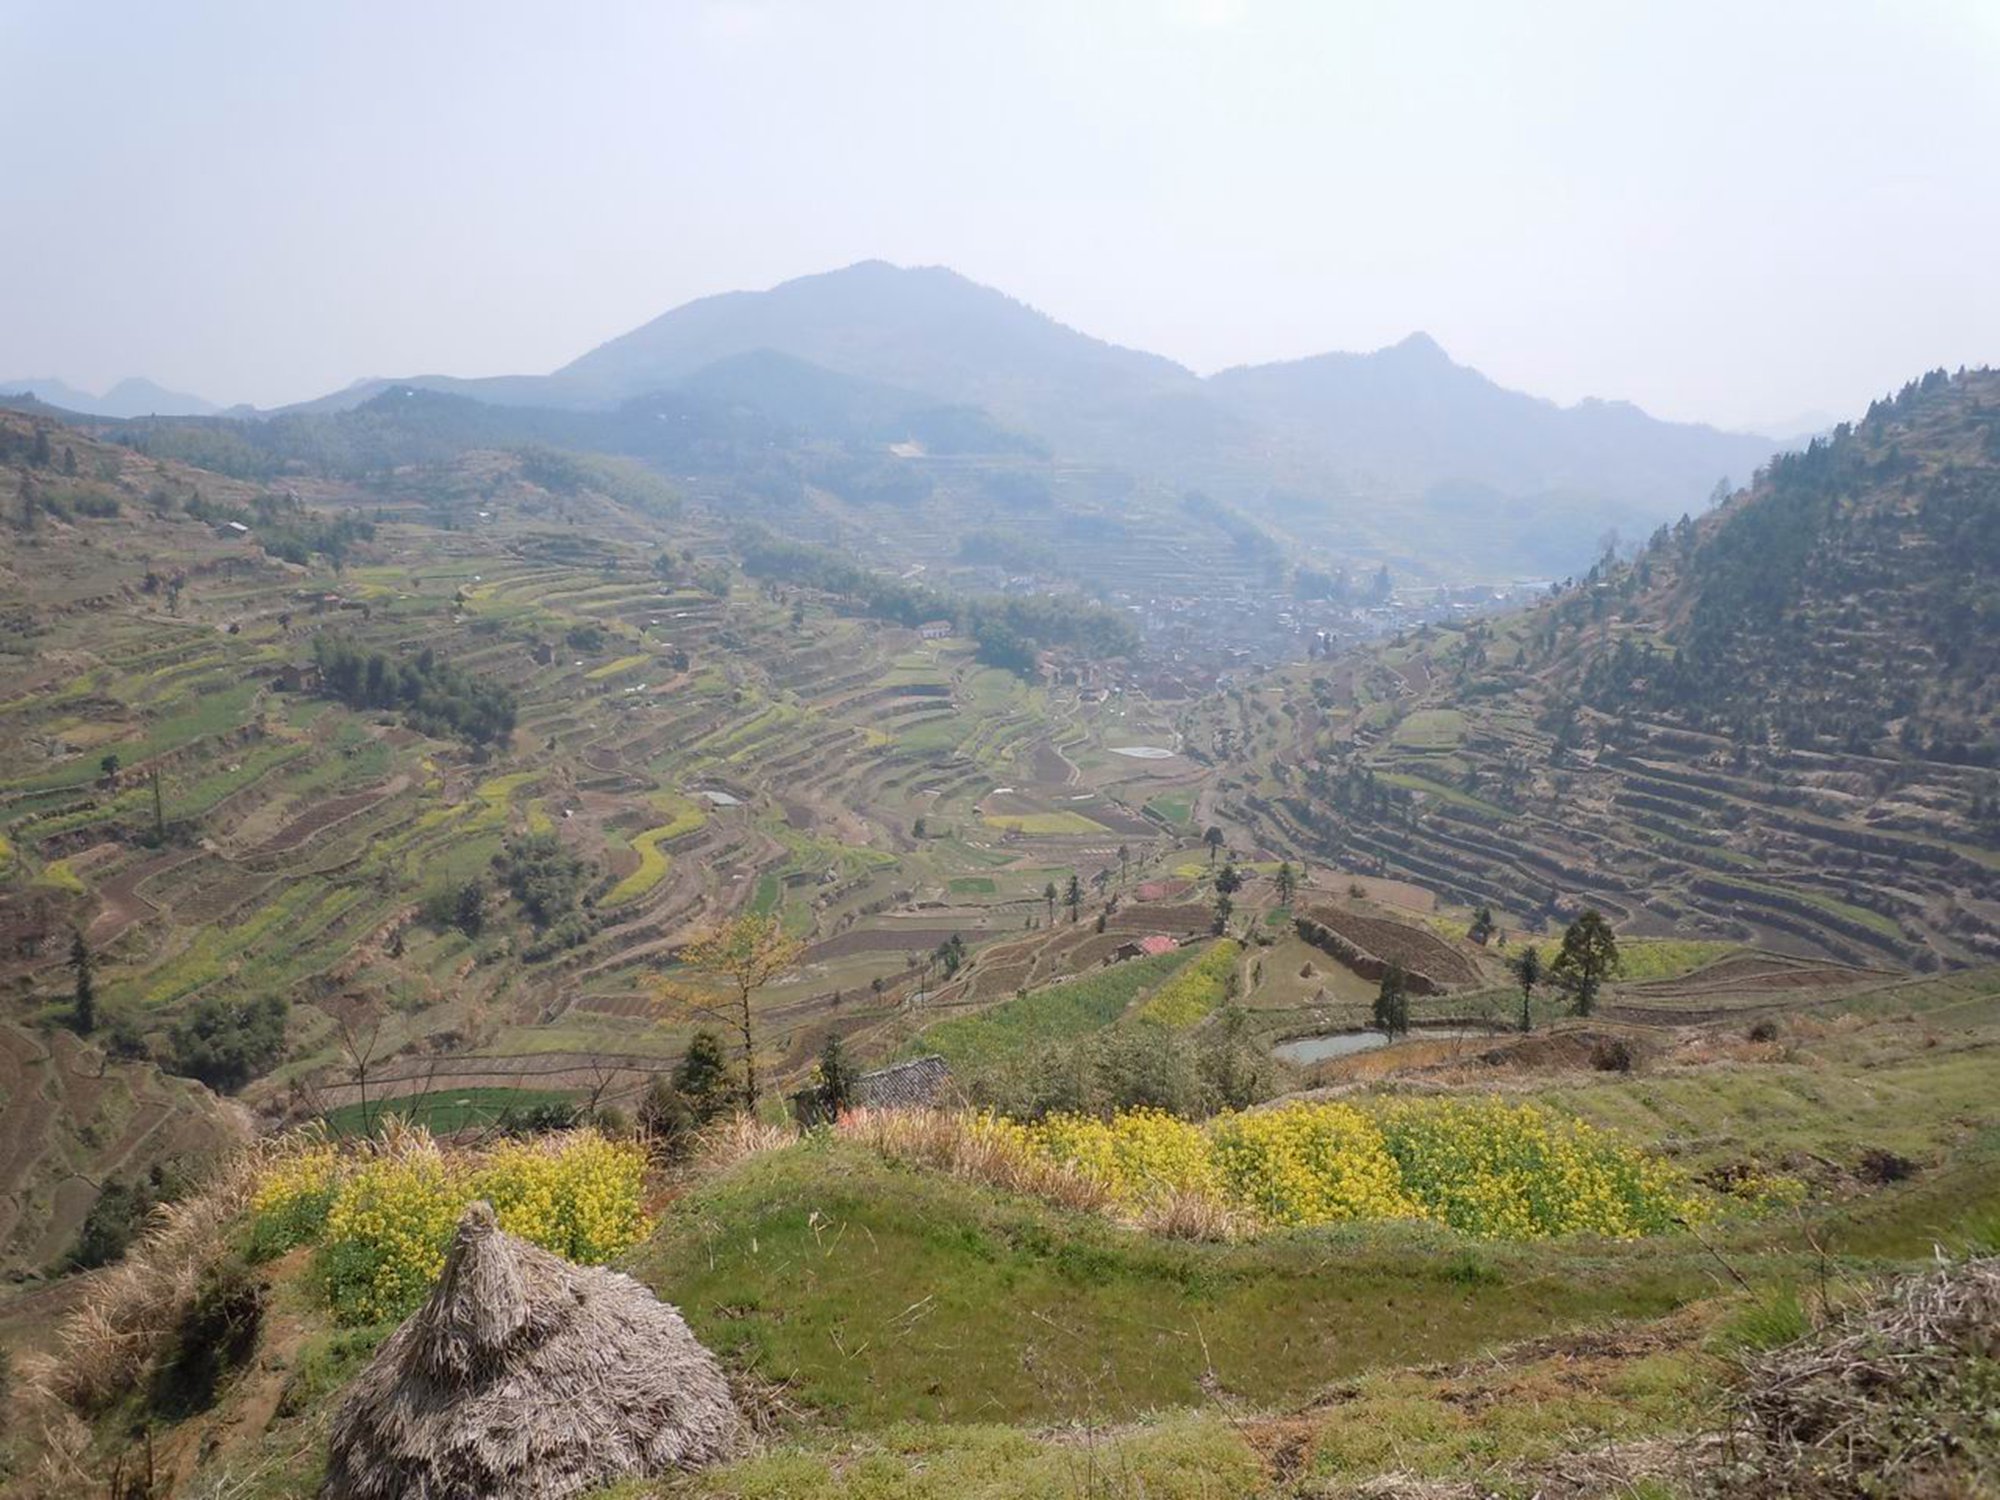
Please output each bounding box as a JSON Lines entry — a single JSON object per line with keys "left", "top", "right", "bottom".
{"left": 22, "top": 1119, "right": 454, "bottom": 1415}
{"left": 1136, "top": 1186, "right": 1247, "bottom": 1241}
{"left": 691, "top": 1114, "right": 795, "bottom": 1176}
{"left": 22, "top": 1148, "right": 265, "bottom": 1412}
{"left": 834, "top": 1107, "right": 1115, "bottom": 1217}
{"left": 1730, "top": 1254, "right": 2000, "bottom": 1496}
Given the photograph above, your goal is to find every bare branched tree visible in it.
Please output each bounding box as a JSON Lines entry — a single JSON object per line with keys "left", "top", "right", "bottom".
{"left": 651, "top": 915, "right": 802, "bottom": 1109}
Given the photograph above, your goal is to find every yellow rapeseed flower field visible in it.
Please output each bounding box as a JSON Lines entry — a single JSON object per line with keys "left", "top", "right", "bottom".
{"left": 999, "top": 1097, "right": 1698, "bottom": 1240}
{"left": 249, "top": 1131, "right": 650, "bottom": 1324}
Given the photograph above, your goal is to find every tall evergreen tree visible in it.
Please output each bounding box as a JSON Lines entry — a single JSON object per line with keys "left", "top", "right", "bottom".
{"left": 67, "top": 929, "right": 96, "bottom": 1034}
{"left": 1511, "top": 945, "right": 1543, "bottom": 1033}
{"left": 1274, "top": 860, "right": 1297, "bottom": 907}
{"left": 1550, "top": 911, "right": 1619, "bottom": 1016}
{"left": 1372, "top": 961, "right": 1410, "bottom": 1037}
{"left": 815, "top": 1033, "right": 856, "bottom": 1121}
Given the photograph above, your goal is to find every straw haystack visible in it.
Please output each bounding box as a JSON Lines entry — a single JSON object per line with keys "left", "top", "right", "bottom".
{"left": 322, "top": 1201, "right": 738, "bottom": 1500}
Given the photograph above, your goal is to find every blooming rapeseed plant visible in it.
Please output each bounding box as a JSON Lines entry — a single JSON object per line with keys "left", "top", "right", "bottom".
{"left": 247, "top": 1130, "right": 652, "bottom": 1324}
{"left": 975, "top": 1096, "right": 1700, "bottom": 1241}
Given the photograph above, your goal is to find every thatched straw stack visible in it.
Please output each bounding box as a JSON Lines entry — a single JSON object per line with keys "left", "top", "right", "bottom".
{"left": 322, "top": 1201, "right": 738, "bottom": 1500}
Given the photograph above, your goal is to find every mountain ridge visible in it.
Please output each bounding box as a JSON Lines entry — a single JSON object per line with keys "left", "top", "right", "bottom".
{"left": 0, "top": 374, "right": 220, "bottom": 418}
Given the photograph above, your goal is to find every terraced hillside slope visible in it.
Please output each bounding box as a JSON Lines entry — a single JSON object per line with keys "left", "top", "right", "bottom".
{"left": 1212, "top": 368, "right": 2000, "bottom": 970}
{"left": 0, "top": 408, "right": 1249, "bottom": 1262}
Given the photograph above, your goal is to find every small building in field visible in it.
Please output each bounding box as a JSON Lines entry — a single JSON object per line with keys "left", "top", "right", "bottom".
{"left": 1108, "top": 934, "right": 1180, "bottom": 964}
{"left": 272, "top": 663, "right": 321, "bottom": 693}
{"left": 790, "top": 1053, "right": 953, "bottom": 1125}
{"left": 918, "top": 620, "right": 954, "bottom": 641}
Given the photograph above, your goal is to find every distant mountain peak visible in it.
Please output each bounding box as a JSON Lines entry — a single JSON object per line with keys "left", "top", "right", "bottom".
{"left": 1384, "top": 331, "right": 1449, "bottom": 361}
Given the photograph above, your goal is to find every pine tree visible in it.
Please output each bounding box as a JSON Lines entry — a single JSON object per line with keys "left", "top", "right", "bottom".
{"left": 671, "top": 1029, "right": 737, "bottom": 1123}
{"left": 815, "top": 1033, "right": 856, "bottom": 1121}
{"left": 1511, "top": 945, "right": 1543, "bottom": 1033}
{"left": 1274, "top": 860, "right": 1297, "bottom": 907}
{"left": 1550, "top": 911, "right": 1619, "bottom": 1016}
{"left": 1372, "top": 962, "right": 1410, "bottom": 1037}
{"left": 67, "top": 929, "right": 96, "bottom": 1034}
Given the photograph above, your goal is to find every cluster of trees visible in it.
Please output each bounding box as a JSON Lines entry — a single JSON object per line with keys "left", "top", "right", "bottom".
{"left": 166, "top": 995, "right": 290, "bottom": 1093}
{"left": 311, "top": 635, "right": 518, "bottom": 747}
{"left": 961, "top": 1005, "right": 1275, "bottom": 1122}
{"left": 636, "top": 1030, "right": 742, "bottom": 1155}
{"left": 183, "top": 489, "right": 377, "bottom": 565}
{"left": 1567, "top": 369, "right": 1998, "bottom": 763}
{"left": 1507, "top": 910, "right": 1620, "bottom": 1029}
{"left": 515, "top": 445, "right": 683, "bottom": 519}
{"left": 420, "top": 879, "right": 487, "bottom": 938}
{"left": 495, "top": 833, "right": 598, "bottom": 960}
{"left": 732, "top": 525, "right": 1139, "bottom": 671}
{"left": 1181, "top": 491, "right": 1284, "bottom": 575}
{"left": 956, "top": 527, "right": 1060, "bottom": 575}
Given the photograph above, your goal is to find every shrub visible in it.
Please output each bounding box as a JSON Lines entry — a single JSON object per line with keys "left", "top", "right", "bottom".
{"left": 148, "top": 1258, "right": 264, "bottom": 1419}
{"left": 1591, "top": 1037, "right": 1636, "bottom": 1073}
{"left": 637, "top": 1078, "right": 698, "bottom": 1160}
{"left": 63, "top": 1162, "right": 190, "bottom": 1271}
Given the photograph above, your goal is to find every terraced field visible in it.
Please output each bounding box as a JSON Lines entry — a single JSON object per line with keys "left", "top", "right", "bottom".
{"left": 0, "top": 417, "right": 1231, "bottom": 1265}
{"left": 1207, "top": 615, "right": 2000, "bottom": 973}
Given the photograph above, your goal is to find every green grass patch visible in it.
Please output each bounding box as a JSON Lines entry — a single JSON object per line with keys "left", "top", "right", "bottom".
{"left": 1614, "top": 939, "right": 1742, "bottom": 983}
{"left": 919, "top": 948, "right": 1196, "bottom": 1068}
{"left": 947, "top": 876, "right": 996, "bottom": 895}
{"left": 1145, "top": 789, "right": 1195, "bottom": 827}
{"left": 1377, "top": 771, "right": 1511, "bottom": 818}
{"left": 631, "top": 1142, "right": 1704, "bottom": 1427}
{"left": 664, "top": 1415, "right": 1259, "bottom": 1500}
{"left": 982, "top": 811, "right": 1111, "bottom": 836}
{"left": 585, "top": 653, "right": 652, "bottom": 682}
{"left": 1391, "top": 708, "right": 1467, "bottom": 749}
{"left": 320, "top": 1086, "right": 578, "bottom": 1136}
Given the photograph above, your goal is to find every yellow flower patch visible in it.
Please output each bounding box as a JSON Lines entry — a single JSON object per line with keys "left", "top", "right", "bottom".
{"left": 1002, "top": 1097, "right": 1698, "bottom": 1241}
{"left": 248, "top": 1132, "right": 651, "bottom": 1325}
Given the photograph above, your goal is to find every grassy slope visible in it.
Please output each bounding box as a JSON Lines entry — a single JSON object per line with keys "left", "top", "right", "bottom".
{"left": 634, "top": 1143, "right": 1704, "bottom": 1428}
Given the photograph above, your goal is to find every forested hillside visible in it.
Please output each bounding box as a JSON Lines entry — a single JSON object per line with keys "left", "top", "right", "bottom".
{"left": 1570, "top": 367, "right": 2000, "bottom": 762}
{"left": 1216, "top": 368, "right": 2000, "bottom": 970}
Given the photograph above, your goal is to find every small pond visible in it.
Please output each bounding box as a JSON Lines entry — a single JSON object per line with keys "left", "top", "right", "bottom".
{"left": 1108, "top": 745, "right": 1176, "bottom": 759}
{"left": 1272, "top": 1027, "right": 1501, "bottom": 1065}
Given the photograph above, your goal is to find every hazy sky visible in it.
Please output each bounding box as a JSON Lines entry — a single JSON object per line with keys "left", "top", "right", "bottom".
{"left": 4, "top": 0, "right": 1996, "bottom": 430}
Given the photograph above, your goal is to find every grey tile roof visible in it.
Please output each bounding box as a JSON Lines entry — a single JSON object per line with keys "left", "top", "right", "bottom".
{"left": 855, "top": 1054, "right": 953, "bottom": 1109}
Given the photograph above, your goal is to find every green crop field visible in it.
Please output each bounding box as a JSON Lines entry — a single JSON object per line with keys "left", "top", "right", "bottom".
{"left": 918, "top": 947, "right": 1196, "bottom": 1067}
